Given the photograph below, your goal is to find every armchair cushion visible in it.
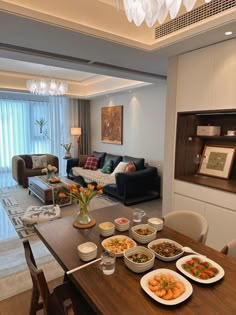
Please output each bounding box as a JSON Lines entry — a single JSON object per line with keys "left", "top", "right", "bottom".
{"left": 22, "top": 155, "right": 33, "bottom": 169}
{"left": 32, "top": 155, "right": 47, "bottom": 169}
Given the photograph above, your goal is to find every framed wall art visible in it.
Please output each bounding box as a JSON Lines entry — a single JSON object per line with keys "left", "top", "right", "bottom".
{"left": 198, "top": 145, "right": 235, "bottom": 179}
{"left": 101, "top": 105, "right": 123, "bottom": 144}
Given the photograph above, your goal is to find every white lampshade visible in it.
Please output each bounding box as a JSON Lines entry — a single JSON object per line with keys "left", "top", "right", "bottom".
{"left": 71, "top": 128, "right": 81, "bottom": 136}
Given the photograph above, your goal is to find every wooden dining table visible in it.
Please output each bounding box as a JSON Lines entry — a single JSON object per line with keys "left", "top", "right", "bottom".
{"left": 35, "top": 204, "right": 236, "bottom": 315}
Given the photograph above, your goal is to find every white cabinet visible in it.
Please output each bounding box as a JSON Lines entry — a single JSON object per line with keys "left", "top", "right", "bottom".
{"left": 176, "top": 38, "right": 236, "bottom": 112}
{"left": 173, "top": 180, "right": 236, "bottom": 250}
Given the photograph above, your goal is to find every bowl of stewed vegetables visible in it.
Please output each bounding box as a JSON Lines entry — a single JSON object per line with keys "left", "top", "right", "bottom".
{"left": 148, "top": 238, "right": 184, "bottom": 261}
{"left": 131, "top": 224, "right": 157, "bottom": 244}
{"left": 124, "top": 246, "right": 155, "bottom": 273}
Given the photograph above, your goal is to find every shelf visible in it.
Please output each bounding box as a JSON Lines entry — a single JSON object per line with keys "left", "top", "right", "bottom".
{"left": 193, "top": 136, "right": 236, "bottom": 140}
{"left": 176, "top": 175, "right": 236, "bottom": 194}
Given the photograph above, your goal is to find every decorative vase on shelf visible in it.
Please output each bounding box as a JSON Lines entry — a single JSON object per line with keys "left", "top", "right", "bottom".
{"left": 64, "top": 151, "right": 71, "bottom": 159}
{"left": 75, "top": 202, "right": 92, "bottom": 225}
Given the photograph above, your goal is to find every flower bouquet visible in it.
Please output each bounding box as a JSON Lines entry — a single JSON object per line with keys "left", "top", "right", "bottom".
{"left": 59, "top": 183, "right": 103, "bottom": 226}
{"left": 42, "top": 164, "right": 58, "bottom": 180}
{"left": 61, "top": 143, "right": 72, "bottom": 159}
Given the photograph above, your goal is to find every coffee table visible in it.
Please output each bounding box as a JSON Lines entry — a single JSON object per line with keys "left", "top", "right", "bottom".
{"left": 28, "top": 176, "right": 76, "bottom": 206}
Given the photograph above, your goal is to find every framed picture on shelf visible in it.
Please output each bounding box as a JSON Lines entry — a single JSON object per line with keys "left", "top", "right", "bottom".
{"left": 198, "top": 145, "right": 235, "bottom": 179}
{"left": 101, "top": 105, "right": 123, "bottom": 144}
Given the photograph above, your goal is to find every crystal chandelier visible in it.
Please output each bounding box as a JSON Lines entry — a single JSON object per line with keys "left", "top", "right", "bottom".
{"left": 26, "top": 79, "right": 68, "bottom": 96}
{"left": 117, "top": 0, "right": 212, "bottom": 27}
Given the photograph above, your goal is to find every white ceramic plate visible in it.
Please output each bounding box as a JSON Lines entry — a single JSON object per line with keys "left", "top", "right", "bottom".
{"left": 140, "top": 268, "right": 193, "bottom": 306}
{"left": 148, "top": 238, "right": 184, "bottom": 261}
{"left": 176, "top": 254, "right": 225, "bottom": 284}
{"left": 101, "top": 235, "right": 136, "bottom": 257}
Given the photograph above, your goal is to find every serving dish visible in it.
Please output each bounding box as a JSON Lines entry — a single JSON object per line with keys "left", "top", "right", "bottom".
{"left": 99, "top": 222, "right": 115, "bottom": 237}
{"left": 131, "top": 224, "right": 156, "bottom": 244}
{"left": 140, "top": 268, "right": 193, "bottom": 306}
{"left": 176, "top": 254, "right": 225, "bottom": 284}
{"left": 148, "top": 238, "right": 183, "bottom": 261}
{"left": 114, "top": 217, "right": 130, "bottom": 231}
{"left": 124, "top": 246, "right": 155, "bottom": 273}
{"left": 49, "top": 177, "right": 61, "bottom": 184}
{"left": 102, "top": 235, "right": 136, "bottom": 257}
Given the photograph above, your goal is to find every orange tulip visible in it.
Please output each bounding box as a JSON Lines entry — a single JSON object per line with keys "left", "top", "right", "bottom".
{"left": 97, "top": 183, "right": 102, "bottom": 190}
{"left": 58, "top": 192, "right": 66, "bottom": 198}
{"left": 79, "top": 186, "right": 84, "bottom": 192}
{"left": 98, "top": 189, "right": 103, "bottom": 195}
{"left": 87, "top": 184, "right": 94, "bottom": 191}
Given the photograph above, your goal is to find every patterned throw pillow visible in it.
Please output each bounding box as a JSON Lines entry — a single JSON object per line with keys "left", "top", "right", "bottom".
{"left": 101, "top": 160, "right": 113, "bottom": 174}
{"left": 125, "top": 161, "right": 136, "bottom": 173}
{"left": 32, "top": 155, "right": 47, "bottom": 169}
{"left": 78, "top": 155, "right": 89, "bottom": 167}
{"left": 83, "top": 156, "right": 100, "bottom": 170}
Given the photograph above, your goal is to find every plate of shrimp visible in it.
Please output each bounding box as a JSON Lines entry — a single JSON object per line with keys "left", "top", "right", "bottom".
{"left": 140, "top": 269, "right": 193, "bottom": 305}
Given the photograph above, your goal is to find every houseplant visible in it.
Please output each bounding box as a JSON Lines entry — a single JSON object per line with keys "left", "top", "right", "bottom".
{"left": 61, "top": 143, "right": 72, "bottom": 159}
{"left": 59, "top": 183, "right": 103, "bottom": 226}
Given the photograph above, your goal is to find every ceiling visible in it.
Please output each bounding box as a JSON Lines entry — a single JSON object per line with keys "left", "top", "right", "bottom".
{"left": 0, "top": 0, "right": 235, "bottom": 98}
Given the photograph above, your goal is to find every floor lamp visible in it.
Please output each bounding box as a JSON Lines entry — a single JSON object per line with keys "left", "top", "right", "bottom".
{"left": 71, "top": 127, "right": 82, "bottom": 157}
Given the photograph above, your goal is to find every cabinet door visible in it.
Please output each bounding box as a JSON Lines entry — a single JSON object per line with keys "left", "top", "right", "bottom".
{"left": 212, "top": 39, "right": 236, "bottom": 109}
{"left": 205, "top": 203, "right": 236, "bottom": 251}
{"left": 173, "top": 193, "right": 205, "bottom": 216}
{"left": 176, "top": 49, "right": 213, "bottom": 111}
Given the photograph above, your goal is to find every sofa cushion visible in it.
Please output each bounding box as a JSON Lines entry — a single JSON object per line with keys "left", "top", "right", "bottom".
{"left": 125, "top": 161, "right": 136, "bottom": 173}
{"left": 101, "top": 160, "right": 113, "bottom": 174}
{"left": 104, "top": 154, "right": 122, "bottom": 171}
{"left": 92, "top": 151, "right": 106, "bottom": 168}
{"left": 123, "top": 155, "right": 145, "bottom": 170}
{"left": 78, "top": 155, "right": 89, "bottom": 167}
{"left": 32, "top": 155, "right": 47, "bottom": 169}
{"left": 83, "top": 156, "right": 100, "bottom": 170}
{"left": 111, "top": 162, "right": 128, "bottom": 176}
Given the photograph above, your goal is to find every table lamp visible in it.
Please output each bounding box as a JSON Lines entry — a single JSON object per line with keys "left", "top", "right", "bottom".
{"left": 71, "top": 127, "right": 82, "bottom": 156}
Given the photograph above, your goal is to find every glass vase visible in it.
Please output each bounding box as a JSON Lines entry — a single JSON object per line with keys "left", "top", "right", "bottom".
{"left": 47, "top": 171, "right": 55, "bottom": 179}
{"left": 76, "top": 202, "right": 92, "bottom": 225}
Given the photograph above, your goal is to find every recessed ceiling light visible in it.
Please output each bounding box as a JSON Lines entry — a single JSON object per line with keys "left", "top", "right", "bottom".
{"left": 225, "top": 31, "right": 232, "bottom": 36}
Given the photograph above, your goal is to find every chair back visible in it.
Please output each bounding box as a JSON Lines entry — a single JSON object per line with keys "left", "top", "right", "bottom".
{"left": 221, "top": 239, "right": 236, "bottom": 259}
{"left": 23, "top": 240, "right": 50, "bottom": 314}
{"left": 163, "top": 210, "right": 209, "bottom": 244}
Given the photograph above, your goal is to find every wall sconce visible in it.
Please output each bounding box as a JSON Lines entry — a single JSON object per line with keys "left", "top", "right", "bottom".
{"left": 71, "top": 127, "right": 82, "bottom": 156}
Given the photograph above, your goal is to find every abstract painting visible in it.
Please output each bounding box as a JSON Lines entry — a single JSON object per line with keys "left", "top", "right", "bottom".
{"left": 101, "top": 106, "right": 123, "bottom": 144}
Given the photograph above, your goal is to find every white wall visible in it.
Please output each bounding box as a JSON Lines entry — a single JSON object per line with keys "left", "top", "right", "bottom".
{"left": 90, "top": 83, "right": 166, "bottom": 175}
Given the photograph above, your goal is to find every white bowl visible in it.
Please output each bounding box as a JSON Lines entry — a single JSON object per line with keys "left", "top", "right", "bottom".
{"left": 99, "top": 222, "right": 115, "bottom": 237}
{"left": 77, "top": 242, "right": 97, "bottom": 262}
{"left": 131, "top": 224, "right": 156, "bottom": 244}
{"left": 148, "top": 238, "right": 183, "bottom": 261}
{"left": 114, "top": 217, "right": 130, "bottom": 231}
{"left": 124, "top": 246, "right": 155, "bottom": 273}
{"left": 147, "top": 218, "right": 163, "bottom": 231}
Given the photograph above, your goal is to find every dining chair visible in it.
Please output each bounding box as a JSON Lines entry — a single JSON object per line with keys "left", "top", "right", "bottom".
{"left": 220, "top": 239, "right": 236, "bottom": 259}
{"left": 23, "top": 239, "right": 84, "bottom": 315}
{"left": 163, "top": 210, "right": 209, "bottom": 244}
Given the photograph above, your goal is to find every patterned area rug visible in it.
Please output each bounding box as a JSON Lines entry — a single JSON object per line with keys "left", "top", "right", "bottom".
{"left": 0, "top": 187, "right": 117, "bottom": 239}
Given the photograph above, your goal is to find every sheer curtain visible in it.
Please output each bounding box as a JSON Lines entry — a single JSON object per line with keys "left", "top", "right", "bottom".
{"left": 0, "top": 92, "right": 78, "bottom": 176}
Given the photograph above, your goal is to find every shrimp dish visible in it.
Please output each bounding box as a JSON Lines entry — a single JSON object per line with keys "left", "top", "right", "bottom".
{"left": 148, "top": 273, "right": 185, "bottom": 300}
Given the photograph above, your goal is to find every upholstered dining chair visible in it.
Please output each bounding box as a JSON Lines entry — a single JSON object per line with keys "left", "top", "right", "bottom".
{"left": 23, "top": 240, "right": 94, "bottom": 315}
{"left": 163, "top": 210, "right": 209, "bottom": 244}
{"left": 221, "top": 239, "right": 236, "bottom": 259}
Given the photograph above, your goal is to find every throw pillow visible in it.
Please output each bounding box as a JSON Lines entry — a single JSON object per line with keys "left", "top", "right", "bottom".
{"left": 101, "top": 160, "right": 113, "bottom": 174}
{"left": 32, "top": 155, "right": 47, "bottom": 169}
{"left": 125, "top": 161, "right": 136, "bottom": 173}
{"left": 111, "top": 162, "right": 128, "bottom": 176}
{"left": 22, "top": 155, "right": 33, "bottom": 169}
{"left": 83, "top": 156, "right": 100, "bottom": 170}
{"left": 78, "top": 155, "right": 89, "bottom": 167}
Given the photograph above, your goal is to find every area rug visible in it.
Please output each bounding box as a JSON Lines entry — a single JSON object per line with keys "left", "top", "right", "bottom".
{"left": 0, "top": 186, "right": 118, "bottom": 301}
{"left": 0, "top": 186, "right": 117, "bottom": 238}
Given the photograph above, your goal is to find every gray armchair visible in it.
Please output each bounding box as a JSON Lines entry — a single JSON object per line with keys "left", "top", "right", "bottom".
{"left": 12, "top": 154, "right": 59, "bottom": 188}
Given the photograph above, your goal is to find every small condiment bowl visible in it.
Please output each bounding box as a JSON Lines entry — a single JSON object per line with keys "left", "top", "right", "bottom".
{"left": 77, "top": 242, "right": 97, "bottom": 262}
{"left": 147, "top": 217, "right": 164, "bottom": 231}
{"left": 114, "top": 217, "right": 130, "bottom": 231}
{"left": 124, "top": 246, "right": 155, "bottom": 273}
{"left": 131, "top": 224, "right": 156, "bottom": 244}
{"left": 99, "top": 222, "right": 115, "bottom": 237}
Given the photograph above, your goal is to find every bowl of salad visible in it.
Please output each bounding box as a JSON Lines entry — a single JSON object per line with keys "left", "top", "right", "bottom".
{"left": 124, "top": 246, "right": 155, "bottom": 273}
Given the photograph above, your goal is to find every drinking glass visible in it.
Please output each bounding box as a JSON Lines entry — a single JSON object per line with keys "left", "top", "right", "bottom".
{"left": 132, "top": 208, "right": 146, "bottom": 223}
{"left": 100, "top": 252, "right": 116, "bottom": 275}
